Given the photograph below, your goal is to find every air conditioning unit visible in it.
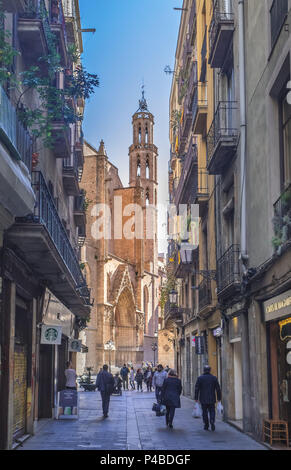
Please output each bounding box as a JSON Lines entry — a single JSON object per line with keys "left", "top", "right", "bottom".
{"left": 3, "top": 0, "right": 27, "bottom": 13}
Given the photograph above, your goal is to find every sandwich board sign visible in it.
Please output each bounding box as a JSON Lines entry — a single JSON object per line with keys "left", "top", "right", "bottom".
{"left": 41, "top": 325, "right": 62, "bottom": 345}
{"left": 57, "top": 389, "right": 79, "bottom": 420}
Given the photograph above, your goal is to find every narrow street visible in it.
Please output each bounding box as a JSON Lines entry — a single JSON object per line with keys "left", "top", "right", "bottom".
{"left": 18, "top": 390, "right": 266, "bottom": 451}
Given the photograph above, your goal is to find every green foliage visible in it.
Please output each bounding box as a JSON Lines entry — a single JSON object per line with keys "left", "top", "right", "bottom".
{"left": 170, "top": 110, "right": 182, "bottom": 134}
{"left": 0, "top": 6, "right": 99, "bottom": 149}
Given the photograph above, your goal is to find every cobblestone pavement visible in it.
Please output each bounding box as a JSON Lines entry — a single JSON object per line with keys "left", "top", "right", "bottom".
{"left": 19, "top": 388, "right": 267, "bottom": 450}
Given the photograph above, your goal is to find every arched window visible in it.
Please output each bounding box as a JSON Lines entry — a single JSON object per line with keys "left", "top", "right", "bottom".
{"left": 146, "top": 158, "right": 150, "bottom": 179}
{"left": 143, "top": 286, "right": 149, "bottom": 334}
{"left": 145, "top": 125, "right": 149, "bottom": 143}
{"left": 138, "top": 125, "right": 142, "bottom": 144}
{"left": 137, "top": 157, "right": 141, "bottom": 177}
{"left": 146, "top": 188, "right": 150, "bottom": 206}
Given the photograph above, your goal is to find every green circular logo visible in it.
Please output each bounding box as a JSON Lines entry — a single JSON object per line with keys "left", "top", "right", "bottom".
{"left": 45, "top": 328, "right": 58, "bottom": 342}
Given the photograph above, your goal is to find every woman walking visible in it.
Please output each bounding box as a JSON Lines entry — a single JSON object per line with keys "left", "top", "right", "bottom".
{"left": 161, "top": 369, "right": 182, "bottom": 428}
{"left": 135, "top": 368, "right": 144, "bottom": 392}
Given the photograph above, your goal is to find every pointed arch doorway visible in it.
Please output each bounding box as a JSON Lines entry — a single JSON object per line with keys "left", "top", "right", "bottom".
{"left": 114, "top": 288, "right": 137, "bottom": 367}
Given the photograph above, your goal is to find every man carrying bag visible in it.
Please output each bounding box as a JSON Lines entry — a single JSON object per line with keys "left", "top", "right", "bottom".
{"left": 96, "top": 364, "right": 114, "bottom": 418}
{"left": 194, "top": 365, "right": 222, "bottom": 431}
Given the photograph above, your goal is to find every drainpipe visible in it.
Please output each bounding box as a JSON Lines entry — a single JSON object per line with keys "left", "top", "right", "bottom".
{"left": 238, "top": 0, "right": 252, "bottom": 434}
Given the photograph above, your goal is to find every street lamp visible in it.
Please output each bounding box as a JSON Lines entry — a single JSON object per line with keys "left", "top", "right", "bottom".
{"left": 104, "top": 340, "right": 115, "bottom": 373}
{"left": 152, "top": 333, "right": 158, "bottom": 367}
{"left": 169, "top": 289, "right": 178, "bottom": 304}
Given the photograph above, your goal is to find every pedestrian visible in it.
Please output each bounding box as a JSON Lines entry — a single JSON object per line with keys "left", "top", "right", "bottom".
{"left": 96, "top": 364, "right": 114, "bottom": 418}
{"left": 144, "top": 366, "right": 153, "bottom": 392}
{"left": 152, "top": 364, "right": 168, "bottom": 403}
{"left": 165, "top": 365, "right": 170, "bottom": 373}
{"left": 194, "top": 365, "right": 222, "bottom": 432}
{"left": 113, "top": 373, "right": 122, "bottom": 395}
{"left": 129, "top": 367, "right": 135, "bottom": 390}
{"left": 161, "top": 369, "right": 182, "bottom": 429}
{"left": 120, "top": 364, "right": 130, "bottom": 390}
{"left": 65, "top": 361, "right": 77, "bottom": 390}
{"left": 135, "top": 368, "right": 144, "bottom": 392}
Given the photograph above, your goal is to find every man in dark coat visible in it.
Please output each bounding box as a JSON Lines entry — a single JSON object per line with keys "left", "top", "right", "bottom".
{"left": 161, "top": 369, "right": 182, "bottom": 429}
{"left": 120, "top": 364, "right": 130, "bottom": 390}
{"left": 194, "top": 365, "right": 221, "bottom": 431}
{"left": 96, "top": 364, "right": 114, "bottom": 418}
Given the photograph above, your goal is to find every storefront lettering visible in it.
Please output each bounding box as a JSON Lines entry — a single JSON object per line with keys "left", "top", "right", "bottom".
{"left": 266, "top": 297, "right": 291, "bottom": 314}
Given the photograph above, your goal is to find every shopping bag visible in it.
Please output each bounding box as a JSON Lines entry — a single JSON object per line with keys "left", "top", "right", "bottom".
{"left": 192, "top": 402, "right": 202, "bottom": 418}
{"left": 217, "top": 402, "right": 223, "bottom": 418}
{"left": 160, "top": 405, "right": 166, "bottom": 416}
{"left": 152, "top": 403, "right": 159, "bottom": 412}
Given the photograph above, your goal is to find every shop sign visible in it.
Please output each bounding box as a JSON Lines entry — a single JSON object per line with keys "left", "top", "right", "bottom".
{"left": 57, "top": 390, "right": 78, "bottom": 419}
{"left": 279, "top": 317, "right": 291, "bottom": 341}
{"left": 194, "top": 336, "right": 205, "bottom": 355}
{"left": 263, "top": 290, "right": 291, "bottom": 322}
{"left": 41, "top": 325, "right": 62, "bottom": 345}
{"left": 68, "top": 339, "right": 82, "bottom": 352}
{"left": 213, "top": 327, "right": 222, "bottom": 337}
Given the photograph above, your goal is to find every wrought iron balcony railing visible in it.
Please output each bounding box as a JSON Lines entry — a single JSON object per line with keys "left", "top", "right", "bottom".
{"left": 209, "top": 0, "right": 234, "bottom": 68}
{"left": 188, "top": 0, "right": 197, "bottom": 43}
{"left": 270, "top": 0, "right": 288, "bottom": 49}
{"left": 200, "top": 26, "right": 207, "bottom": 82}
{"left": 31, "top": 171, "right": 88, "bottom": 296}
{"left": 206, "top": 101, "right": 238, "bottom": 173}
{"left": 199, "top": 278, "right": 212, "bottom": 310}
{"left": 217, "top": 244, "right": 240, "bottom": 295}
{"left": 174, "top": 140, "right": 198, "bottom": 207}
{"left": 273, "top": 183, "right": 291, "bottom": 246}
{"left": 0, "top": 86, "right": 32, "bottom": 172}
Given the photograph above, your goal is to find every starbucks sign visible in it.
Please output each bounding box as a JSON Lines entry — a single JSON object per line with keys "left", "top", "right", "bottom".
{"left": 41, "top": 325, "right": 62, "bottom": 345}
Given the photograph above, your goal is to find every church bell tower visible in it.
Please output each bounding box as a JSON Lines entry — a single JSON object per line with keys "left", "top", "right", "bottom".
{"left": 129, "top": 90, "right": 158, "bottom": 272}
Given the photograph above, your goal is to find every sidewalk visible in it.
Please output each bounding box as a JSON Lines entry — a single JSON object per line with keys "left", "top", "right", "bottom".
{"left": 18, "top": 389, "right": 267, "bottom": 450}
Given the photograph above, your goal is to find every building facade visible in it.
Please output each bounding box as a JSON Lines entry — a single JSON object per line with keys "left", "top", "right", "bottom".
{"left": 77, "top": 94, "right": 160, "bottom": 374}
{"left": 0, "top": 0, "right": 92, "bottom": 449}
{"left": 167, "top": 0, "right": 291, "bottom": 445}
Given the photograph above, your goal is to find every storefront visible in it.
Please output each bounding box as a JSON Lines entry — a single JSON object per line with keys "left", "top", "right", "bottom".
{"left": 263, "top": 289, "right": 291, "bottom": 431}
{"left": 38, "top": 289, "right": 76, "bottom": 420}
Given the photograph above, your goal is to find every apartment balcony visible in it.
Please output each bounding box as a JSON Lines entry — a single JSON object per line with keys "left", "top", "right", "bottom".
{"left": 178, "top": 125, "right": 187, "bottom": 155}
{"left": 18, "top": 0, "right": 50, "bottom": 69}
{"left": 181, "top": 95, "right": 193, "bottom": 141}
{"left": 200, "top": 26, "right": 207, "bottom": 82}
{"left": 51, "top": 121, "right": 71, "bottom": 158}
{"left": 63, "top": 152, "right": 80, "bottom": 196}
{"left": 192, "top": 83, "right": 208, "bottom": 135}
{"left": 2, "top": 0, "right": 27, "bottom": 12}
{"left": 270, "top": 0, "right": 288, "bottom": 49}
{"left": 207, "top": 101, "right": 238, "bottom": 174}
{"left": 188, "top": 61, "right": 198, "bottom": 98}
{"left": 164, "top": 300, "right": 183, "bottom": 325}
{"left": 7, "top": 171, "right": 91, "bottom": 316}
{"left": 199, "top": 278, "right": 212, "bottom": 311}
{"left": 174, "top": 140, "right": 198, "bottom": 207}
{"left": 188, "top": 0, "right": 197, "bottom": 44}
{"left": 50, "top": 0, "right": 68, "bottom": 66}
{"left": 217, "top": 244, "right": 241, "bottom": 298}
{"left": 194, "top": 169, "right": 209, "bottom": 217}
{"left": 208, "top": 0, "right": 234, "bottom": 69}
{"left": 74, "top": 190, "right": 86, "bottom": 230}
{"left": 0, "top": 86, "right": 35, "bottom": 217}
{"left": 182, "top": 34, "right": 192, "bottom": 71}
{"left": 273, "top": 184, "right": 291, "bottom": 247}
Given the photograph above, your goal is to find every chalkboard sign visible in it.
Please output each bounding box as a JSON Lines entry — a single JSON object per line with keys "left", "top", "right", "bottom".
{"left": 57, "top": 390, "right": 79, "bottom": 419}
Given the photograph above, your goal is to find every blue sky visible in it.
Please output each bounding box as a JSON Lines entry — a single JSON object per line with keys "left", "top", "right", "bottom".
{"left": 79, "top": 0, "right": 182, "bottom": 252}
